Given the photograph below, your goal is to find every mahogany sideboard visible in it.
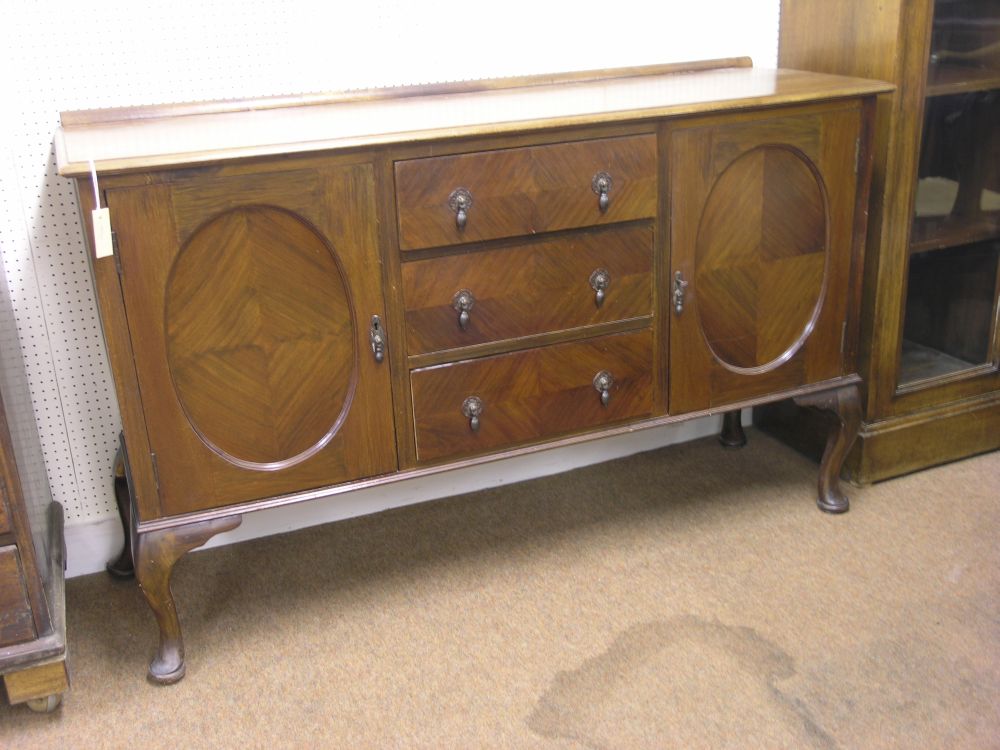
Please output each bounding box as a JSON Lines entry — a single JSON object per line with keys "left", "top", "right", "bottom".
{"left": 55, "top": 58, "right": 891, "bottom": 683}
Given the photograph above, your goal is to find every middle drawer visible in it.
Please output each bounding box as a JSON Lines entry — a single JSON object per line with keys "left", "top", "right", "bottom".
{"left": 401, "top": 224, "right": 653, "bottom": 355}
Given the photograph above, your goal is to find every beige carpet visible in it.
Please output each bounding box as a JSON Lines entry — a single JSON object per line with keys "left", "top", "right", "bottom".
{"left": 2, "top": 430, "right": 998, "bottom": 748}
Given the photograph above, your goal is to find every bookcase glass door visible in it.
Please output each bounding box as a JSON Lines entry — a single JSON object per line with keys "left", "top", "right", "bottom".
{"left": 901, "top": 0, "right": 1000, "bottom": 387}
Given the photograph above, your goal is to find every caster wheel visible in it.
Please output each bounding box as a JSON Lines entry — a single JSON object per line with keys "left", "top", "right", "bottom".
{"left": 26, "top": 693, "right": 62, "bottom": 713}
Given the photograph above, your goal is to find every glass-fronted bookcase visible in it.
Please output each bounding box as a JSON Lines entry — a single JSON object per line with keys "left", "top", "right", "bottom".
{"left": 761, "top": 0, "right": 1000, "bottom": 482}
{"left": 903, "top": 2, "right": 999, "bottom": 387}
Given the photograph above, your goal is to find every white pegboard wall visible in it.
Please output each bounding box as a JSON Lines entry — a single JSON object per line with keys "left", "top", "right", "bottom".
{"left": 0, "top": 0, "right": 778, "bottom": 532}
{"left": 0, "top": 147, "right": 58, "bottom": 564}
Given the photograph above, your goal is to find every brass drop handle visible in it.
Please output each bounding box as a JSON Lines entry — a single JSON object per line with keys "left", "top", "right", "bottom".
{"left": 448, "top": 188, "right": 473, "bottom": 230}
{"left": 461, "top": 396, "right": 483, "bottom": 432}
{"left": 589, "top": 268, "right": 610, "bottom": 308}
{"left": 592, "top": 172, "right": 613, "bottom": 212}
{"left": 593, "top": 370, "right": 614, "bottom": 407}
{"left": 369, "top": 315, "right": 385, "bottom": 363}
{"left": 452, "top": 289, "right": 475, "bottom": 330}
{"left": 673, "top": 271, "right": 689, "bottom": 315}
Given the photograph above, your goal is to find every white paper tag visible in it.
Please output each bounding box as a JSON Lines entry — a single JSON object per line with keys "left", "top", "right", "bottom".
{"left": 92, "top": 207, "right": 113, "bottom": 258}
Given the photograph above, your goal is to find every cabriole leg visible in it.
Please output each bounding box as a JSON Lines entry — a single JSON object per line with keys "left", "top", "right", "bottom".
{"left": 718, "top": 409, "right": 747, "bottom": 449}
{"left": 793, "top": 384, "right": 862, "bottom": 514}
{"left": 135, "top": 515, "right": 242, "bottom": 684}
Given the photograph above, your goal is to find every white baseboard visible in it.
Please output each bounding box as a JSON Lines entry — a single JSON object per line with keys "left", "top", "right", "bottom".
{"left": 65, "top": 414, "right": 736, "bottom": 578}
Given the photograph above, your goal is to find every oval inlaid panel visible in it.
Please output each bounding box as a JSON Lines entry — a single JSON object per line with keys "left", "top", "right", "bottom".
{"left": 695, "top": 146, "right": 828, "bottom": 372}
{"left": 165, "top": 206, "right": 356, "bottom": 469}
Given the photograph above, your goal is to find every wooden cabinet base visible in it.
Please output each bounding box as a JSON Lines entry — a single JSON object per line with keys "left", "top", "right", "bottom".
{"left": 3, "top": 659, "right": 68, "bottom": 711}
{"left": 851, "top": 395, "right": 1000, "bottom": 483}
{"left": 0, "top": 504, "right": 68, "bottom": 710}
{"left": 756, "top": 390, "right": 1000, "bottom": 484}
{"left": 109, "top": 381, "right": 866, "bottom": 684}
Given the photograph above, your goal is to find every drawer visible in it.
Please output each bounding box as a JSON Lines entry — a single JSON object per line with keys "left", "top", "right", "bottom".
{"left": 0, "top": 545, "right": 36, "bottom": 647}
{"left": 402, "top": 225, "right": 653, "bottom": 355}
{"left": 411, "top": 329, "right": 655, "bottom": 463}
{"left": 394, "top": 134, "right": 657, "bottom": 250}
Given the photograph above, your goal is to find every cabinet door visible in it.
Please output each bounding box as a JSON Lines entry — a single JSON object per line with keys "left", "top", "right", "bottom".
{"left": 668, "top": 104, "right": 862, "bottom": 412}
{"left": 107, "top": 161, "right": 396, "bottom": 517}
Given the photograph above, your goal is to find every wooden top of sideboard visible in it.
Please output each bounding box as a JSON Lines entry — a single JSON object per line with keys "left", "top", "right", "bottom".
{"left": 55, "top": 58, "right": 892, "bottom": 177}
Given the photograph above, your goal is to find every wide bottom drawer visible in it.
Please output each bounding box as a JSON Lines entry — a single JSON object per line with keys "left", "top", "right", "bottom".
{"left": 411, "top": 329, "right": 655, "bottom": 463}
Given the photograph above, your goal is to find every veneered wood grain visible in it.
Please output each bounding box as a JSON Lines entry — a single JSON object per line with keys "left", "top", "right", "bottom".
{"left": 166, "top": 206, "right": 355, "bottom": 467}
{"left": 405, "top": 318, "right": 653, "bottom": 370}
{"left": 394, "top": 135, "right": 657, "bottom": 250}
{"left": 411, "top": 329, "right": 655, "bottom": 463}
{"left": 668, "top": 102, "right": 863, "bottom": 412}
{"left": 401, "top": 224, "right": 653, "bottom": 354}
{"left": 107, "top": 160, "right": 398, "bottom": 516}
{"left": 138, "top": 375, "right": 858, "bottom": 533}
{"left": 169, "top": 169, "right": 322, "bottom": 243}
{"left": 694, "top": 147, "right": 826, "bottom": 369}
{"left": 0, "top": 545, "right": 35, "bottom": 646}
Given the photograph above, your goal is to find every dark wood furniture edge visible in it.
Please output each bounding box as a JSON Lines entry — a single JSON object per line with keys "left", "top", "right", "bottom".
{"left": 59, "top": 58, "right": 755, "bottom": 127}
{"left": 852, "top": 394, "right": 1000, "bottom": 483}
{"left": 867, "top": 0, "right": 935, "bottom": 420}
{"left": 375, "top": 154, "right": 419, "bottom": 468}
{"left": 131, "top": 375, "right": 861, "bottom": 533}
{"left": 77, "top": 187, "right": 162, "bottom": 520}
{"left": 1, "top": 502, "right": 69, "bottom": 710}
{"left": 0, "top": 396, "right": 50, "bottom": 634}
{"left": 756, "top": 389, "right": 1000, "bottom": 484}
{"left": 57, "top": 74, "right": 893, "bottom": 179}
{"left": 845, "top": 97, "right": 879, "bottom": 371}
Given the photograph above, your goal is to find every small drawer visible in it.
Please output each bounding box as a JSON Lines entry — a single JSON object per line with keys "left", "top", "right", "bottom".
{"left": 394, "top": 134, "right": 657, "bottom": 250}
{"left": 411, "top": 329, "right": 655, "bottom": 463}
{"left": 402, "top": 225, "right": 653, "bottom": 355}
{"left": 0, "top": 545, "right": 36, "bottom": 647}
